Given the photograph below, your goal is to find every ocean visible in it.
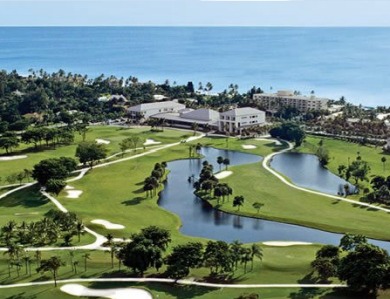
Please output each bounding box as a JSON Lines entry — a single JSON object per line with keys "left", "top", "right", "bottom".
{"left": 0, "top": 26, "right": 389, "bottom": 106}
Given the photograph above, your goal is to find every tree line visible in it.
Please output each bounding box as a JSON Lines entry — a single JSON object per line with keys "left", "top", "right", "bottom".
{"left": 113, "top": 226, "right": 263, "bottom": 279}
{"left": 311, "top": 233, "right": 390, "bottom": 296}
{"left": 0, "top": 210, "right": 85, "bottom": 248}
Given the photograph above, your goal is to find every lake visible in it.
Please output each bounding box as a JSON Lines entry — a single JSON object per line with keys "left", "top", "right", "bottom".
{"left": 158, "top": 147, "right": 390, "bottom": 251}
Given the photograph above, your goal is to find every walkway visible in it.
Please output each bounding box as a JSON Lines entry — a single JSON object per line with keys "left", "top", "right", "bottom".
{"left": 0, "top": 277, "right": 347, "bottom": 290}
{"left": 0, "top": 133, "right": 205, "bottom": 252}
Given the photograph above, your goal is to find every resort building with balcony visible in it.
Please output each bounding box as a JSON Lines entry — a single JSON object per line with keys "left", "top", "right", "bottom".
{"left": 218, "top": 107, "right": 266, "bottom": 134}
{"left": 253, "top": 90, "right": 329, "bottom": 112}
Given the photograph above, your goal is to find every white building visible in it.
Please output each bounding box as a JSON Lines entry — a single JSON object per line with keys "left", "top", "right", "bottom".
{"left": 253, "top": 90, "right": 329, "bottom": 112}
{"left": 219, "top": 107, "right": 266, "bottom": 134}
{"left": 127, "top": 101, "right": 185, "bottom": 122}
{"left": 151, "top": 108, "right": 220, "bottom": 130}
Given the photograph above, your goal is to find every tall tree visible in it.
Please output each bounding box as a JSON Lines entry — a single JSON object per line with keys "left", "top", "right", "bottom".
{"left": 233, "top": 195, "right": 245, "bottom": 211}
{"left": 36, "top": 256, "right": 66, "bottom": 287}
{"left": 76, "top": 141, "right": 108, "bottom": 168}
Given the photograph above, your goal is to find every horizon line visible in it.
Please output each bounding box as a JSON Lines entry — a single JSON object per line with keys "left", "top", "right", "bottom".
{"left": 2, "top": 25, "right": 390, "bottom": 28}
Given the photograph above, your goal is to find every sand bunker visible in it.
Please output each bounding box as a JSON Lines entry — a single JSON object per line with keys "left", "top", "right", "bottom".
{"left": 66, "top": 190, "right": 83, "bottom": 199}
{"left": 96, "top": 139, "right": 111, "bottom": 144}
{"left": 255, "top": 138, "right": 282, "bottom": 146}
{"left": 263, "top": 241, "right": 312, "bottom": 247}
{"left": 0, "top": 155, "right": 27, "bottom": 161}
{"left": 215, "top": 171, "right": 233, "bottom": 179}
{"left": 14, "top": 212, "right": 39, "bottom": 216}
{"left": 113, "top": 238, "right": 131, "bottom": 243}
{"left": 91, "top": 219, "right": 125, "bottom": 229}
{"left": 143, "top": 138, "right": 161, "bottom": 146}
{"left": 242, "top": 144, "right": 257, "bottom": 149}
{"left": 61, "top": 284, "right": 153, "bottom": 299}
{"left": 65, "top": 185, "right": 74, "bottom": 190}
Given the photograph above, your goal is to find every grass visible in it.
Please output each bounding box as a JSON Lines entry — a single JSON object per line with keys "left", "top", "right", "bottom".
{"left": 0, "top": 186, "right": 94, "bottom": 247}
{"left": 0, "top": 126, "right": 191, "bottom": 184}
{"left": 56, "top": 143, "right": 199, "bottom": 245}
{"left": 1, "top": 133, "right": 390, "bottom": 298}
{"left": 199, "top": 136, "right": 287, "bottom": 157}
{"left": 0, "top": 243, "right": 349, "bottom": 299}
{"left": 4, "top": 281, "right": 390, "bottom": 299}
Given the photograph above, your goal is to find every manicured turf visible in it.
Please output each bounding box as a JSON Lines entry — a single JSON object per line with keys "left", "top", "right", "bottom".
{"left": 0, "top": 244, "right": 344, "bottom": 299}
{"left": 0, "top": 186, "right": 53, "bottom": 228}
{"left": 2, "top": 132, "right": 390, "bottom": 298}
{"left": 0, "top": 185, "right": 94, "bottom": 246}
{"left": 0, "top": 126, "right": 191, "bottom": 184}
{"left": 56, "top": 143, "right": 198, "bottom": 244}
{"left": 0, "top": 284, "right": 353, "bottom": 299}
{"left": 200, "top": 136, "right": 287, "bottom": 157}
{"left": 4, "top": 281, "right": 390, "bottom": 299}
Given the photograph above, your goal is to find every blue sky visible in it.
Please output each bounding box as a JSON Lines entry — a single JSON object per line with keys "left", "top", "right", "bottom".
{"left": 0, "top": 1, "right": 390, "bottom": 26}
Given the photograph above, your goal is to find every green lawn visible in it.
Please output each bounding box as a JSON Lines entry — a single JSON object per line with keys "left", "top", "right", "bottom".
{"left": 3, "top": 281, "right": 390, "bottom": 299}
{"left": 0, "top": 284, "right": 348, "bottom": 299}
{"left": 199, "top": 136, "right": 287, "bottom": 157}
{"left": 56, "top": 143, "right": 199, "bottom": 245}
{"left": 0, "top": 243, "right": 347, "bottom": 299}
{"left": 0, "top": 126, "right": 191, "bottom": 185}
{"left": 1, "top": 133, "right": 390, "bottom": 298}
{"left": 0, "top": 185, "right": 94, "bottom": 246}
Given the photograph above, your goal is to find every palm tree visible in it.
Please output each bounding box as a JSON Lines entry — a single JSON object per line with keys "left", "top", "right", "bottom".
{"left": 252, "top": 202, "right": 264, "bottom": 214}
{"left": 223, "top": 158, "right": 230, "bottom": 170}
{"left": 23, "top": 255, "right": 32, "bottom": 276}
{"left": 36, "top": 256, "right": 66, "bottom": 287}
{"left": 192, "top": 122, "right": 199, "bottom": 136}
{"left": 3, "top": 244, "right": 16, "bottom": 277}
{"left": 69, "top": 250, "right": 75, "bottom": 272}
{"left": 75, "top": 221, "right": 85, "bottom": 242}
{"left": 188, "top": 145, "right": 194, "bottom": 157}
{"left": 104, "top": 233, "right": 115, "bottom": 268}
{"left": 241, "top": 247, "right": 252, "bottom": 273}
{"left": 34, "top": 250, "right": 42, "bottom": 267}
{"left": 195, "top": 143, "right": 202, "bottom": 156}
{"left": 382, "top": 157, "right": 387, "bottom": 172}
{"left": 73, "top": 260, "right": 79, "bottom": 274}
{"left": 250, "top": 244, "right": 263, "bottom": 270}
{"left": 233, "top": 195, "right": 244, "bottom": 211}
{"left": 230, "top": 240, "right": 243, "bottom": 270}
{"left": 2, "top": 220, "right": 17, "bottom": 243}
{"left": 217, "top": 156, "right": 224, "bottom": 171}
{"left": 344, "top": 184, "right": 350, "bottom": 196}
{"left": 82, "top": 253, "right": 91, "bottom": 272}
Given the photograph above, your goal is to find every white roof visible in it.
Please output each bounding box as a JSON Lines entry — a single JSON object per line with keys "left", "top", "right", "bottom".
{"left": 128, "top": 101, "right": 185, "bottom": 112}
{"left": 220, "top": 107, "right": 264, "bottom": 117}
{"left": 181, "top": 108, "right": 220, "bottom": 121}
{"left": 151, "top": 112, "right": 218, "bottom": 126}
{"left": 254, "top": 92, "right": 329, "bottom": 102}
{"left": 153, "top": 94, "right": 169, "bottom": 101}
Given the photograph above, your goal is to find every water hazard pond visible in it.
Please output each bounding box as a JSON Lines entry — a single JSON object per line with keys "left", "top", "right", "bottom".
{"left": 270, "top": 153, "right": 355, "bottom": 195}
{"left": 158, "top": 147, "right": 390, "bottom": 251}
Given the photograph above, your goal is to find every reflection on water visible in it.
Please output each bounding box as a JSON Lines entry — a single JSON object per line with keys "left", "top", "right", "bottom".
{"left": 158, "top": 147, "right": 390, "bottom": 251}
{"left": 271, "top": 153, "right": 355, "bottom": 195}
